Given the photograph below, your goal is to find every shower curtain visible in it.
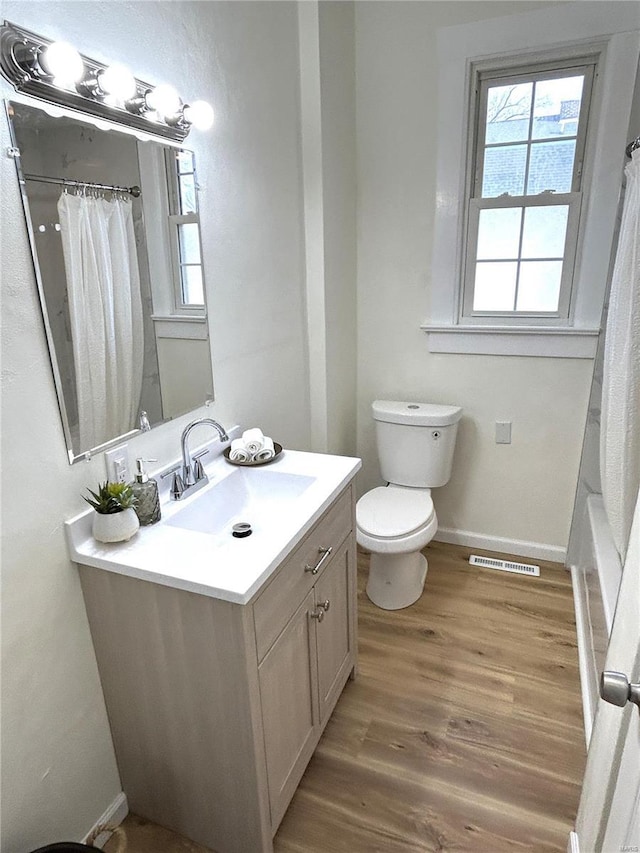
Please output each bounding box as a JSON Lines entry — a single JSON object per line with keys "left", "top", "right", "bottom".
{"left": 600, "top": 149, "right": 640, "bottom": 562}
{"left": 58, "top": 192, "right": 144, "bottom": 451}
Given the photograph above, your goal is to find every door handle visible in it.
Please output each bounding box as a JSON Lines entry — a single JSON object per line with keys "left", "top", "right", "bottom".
{"left": 600, "top": 671, "right": 640, "bottom": 714}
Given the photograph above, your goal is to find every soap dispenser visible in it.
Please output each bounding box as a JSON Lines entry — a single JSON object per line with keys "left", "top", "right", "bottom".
{"left": 131, "top": 458, "right": 161, "bottom": 526}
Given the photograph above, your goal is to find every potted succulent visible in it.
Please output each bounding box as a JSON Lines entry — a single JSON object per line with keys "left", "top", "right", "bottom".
{"left": 84, "top": 481, "right": 140, "bottom": 543}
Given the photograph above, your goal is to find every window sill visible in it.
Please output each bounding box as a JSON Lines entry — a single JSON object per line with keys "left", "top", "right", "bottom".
{"left": 151, "top": 314, "right": 208, "bottom": 341}
{"left": 420, "top": 323, "right": 599, "bottom": 358}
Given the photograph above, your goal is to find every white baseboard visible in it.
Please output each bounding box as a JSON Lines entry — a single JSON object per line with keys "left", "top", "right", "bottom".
{"left": 570, "top": 564, "right": 594, "bottom": 748}
{"left": 434, "top": 527, "right": 567, "bottom": 564}
{"left": 82, "top": 791, "right": 129, "bottom": 848}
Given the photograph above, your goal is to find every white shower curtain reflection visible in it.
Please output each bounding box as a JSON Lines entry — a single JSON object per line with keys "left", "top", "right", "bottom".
{"left": 58, "top": 192, "right": 144, "bottom": 451}
{"left": 601, "top": 150, "right": 640, "bottom": 562}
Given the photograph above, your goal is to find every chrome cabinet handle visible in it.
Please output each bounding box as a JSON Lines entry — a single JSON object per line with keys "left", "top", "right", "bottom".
{"left": 304, "top": 546, "right": 332, "bottom": 575}
{"left": 310, "top": 608, "right": 324, "bottom": 622}
{"left": 319, "top": 599, "right": 330, "bottom": 612}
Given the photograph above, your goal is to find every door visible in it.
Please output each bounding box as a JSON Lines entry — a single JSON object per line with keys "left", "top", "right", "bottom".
{"left": 258, "top": 589, "right": 318, "bottom": 829}
{"left": 572, "top": 494, "right": 640, "bottom": 852}
{"left": 314, "top": 540, "right": 353, "bottom": 727}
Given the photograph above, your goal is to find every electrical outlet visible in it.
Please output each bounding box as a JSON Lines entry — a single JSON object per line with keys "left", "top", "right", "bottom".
{"left": 105, "top": 444, "right": 130, "bottom": 483}
{"left": 495, "top": 421, "right": 512, "bottom": 444}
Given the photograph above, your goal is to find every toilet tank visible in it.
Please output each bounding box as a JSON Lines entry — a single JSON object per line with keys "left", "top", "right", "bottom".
{"left": 372, "top": 400, "right": 462, "bottom": 488}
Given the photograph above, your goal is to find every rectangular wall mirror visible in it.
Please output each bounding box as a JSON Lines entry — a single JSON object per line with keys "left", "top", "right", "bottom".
{"left": 7, "top": 100, "right": 215, "bottom": 463}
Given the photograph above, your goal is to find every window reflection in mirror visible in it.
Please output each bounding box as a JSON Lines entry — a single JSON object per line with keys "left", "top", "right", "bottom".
{"left": 166, "top": 149, "right": 205, "bottom": 310}
{"left": 7, "top": 101, "right": 214, "bottom": 463}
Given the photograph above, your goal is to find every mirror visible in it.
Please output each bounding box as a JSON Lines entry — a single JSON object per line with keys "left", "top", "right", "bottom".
{"left": 7, "top": 100, "right": 215, "bottom": 463}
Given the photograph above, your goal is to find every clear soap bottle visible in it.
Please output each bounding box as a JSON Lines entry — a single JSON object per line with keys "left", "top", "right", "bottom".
{"left": 131, "top": 458, "right": 161, "bottom": 526}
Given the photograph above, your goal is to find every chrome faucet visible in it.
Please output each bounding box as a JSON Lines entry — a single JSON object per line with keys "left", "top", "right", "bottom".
{"left": 167, "top": 418, "right": 229, "bottom": 500}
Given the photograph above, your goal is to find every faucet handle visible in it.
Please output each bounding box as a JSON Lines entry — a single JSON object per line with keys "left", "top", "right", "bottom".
{"left": 192, "top": 450, "right": 209, "bottom": 482}
{"left": 161, "top": 465, "right": 185, "bottom": 500}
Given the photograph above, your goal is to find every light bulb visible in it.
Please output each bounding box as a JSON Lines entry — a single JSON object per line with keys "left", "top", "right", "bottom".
{"left": 98, "top": 64, "right": 137, "bottom": 100}
{"left": 40, "top": 41, "right": 84, "bottom": 87}
{"left": 183, "top": 100, "right": 214, "bottom": 131}
{"left": 145, "top": 84, "right": 181, "bottom": 118}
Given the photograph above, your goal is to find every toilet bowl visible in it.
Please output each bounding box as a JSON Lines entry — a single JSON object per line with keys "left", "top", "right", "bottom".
{"left": 356, "top": 400, "right": 462, "bottom": 610}
{"left": 357, "top": 485, "right": 438, "bottom": 609}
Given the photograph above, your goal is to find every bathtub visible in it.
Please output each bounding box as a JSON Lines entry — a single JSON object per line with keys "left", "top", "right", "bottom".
{"left": 570, "top": 494, "right": 622, "bottom": 745}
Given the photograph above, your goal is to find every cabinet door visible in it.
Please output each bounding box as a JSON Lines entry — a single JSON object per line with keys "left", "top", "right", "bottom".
{"left": 314, "top": 540, "right": 353, "bottom": 727}
{"left": 258, "top": 589, "right": 318, "bottom": 829}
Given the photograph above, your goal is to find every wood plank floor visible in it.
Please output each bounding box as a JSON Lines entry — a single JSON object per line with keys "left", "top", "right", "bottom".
{"left": 104, "top": 541, "right": 586, "bottom": 853}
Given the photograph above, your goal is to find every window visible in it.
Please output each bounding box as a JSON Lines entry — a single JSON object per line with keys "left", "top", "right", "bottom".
{"left": 165, "top": 149, "right": 205, "bottom": 312}
{"left": 424, "top": 6, "right": 639, "bottom": 358}
{"left": 462, "top": 60, "right": 595, "bottom": 324}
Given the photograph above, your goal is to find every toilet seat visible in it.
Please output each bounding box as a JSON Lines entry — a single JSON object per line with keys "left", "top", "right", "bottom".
{"left": 357, "top": 486, "right": 434, "bottom": 539}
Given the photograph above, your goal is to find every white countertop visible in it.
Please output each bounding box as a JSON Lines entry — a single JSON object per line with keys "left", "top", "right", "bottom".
{"left": 65, "top": 447, "right": 361, "bottom": 605}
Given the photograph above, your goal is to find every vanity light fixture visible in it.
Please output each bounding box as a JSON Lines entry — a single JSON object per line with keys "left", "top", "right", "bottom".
{"left": 183, "top": 100, "right": 215, "bottom": 131}
{"left": 143, "top": 83, "right": 181, "bottom": 117}
{"left": 0, "top": 21, "right": 214, "bottom": 141}
{"left": 38, "top": 40, "right": 84, "bottom": 88}
{"left": 81, "top": 63, "right": 138, "bottom": 102}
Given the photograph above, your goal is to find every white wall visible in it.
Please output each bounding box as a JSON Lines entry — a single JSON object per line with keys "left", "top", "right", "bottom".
{"left": 298, "top": 1, "right": 357, "bottom": 456}
{"left": 0, "top": 2, "right": 309, "bottom": 850}
{"left": 354, "top": 1, "right": 619, "bottom": 560}
{"left": 319, "top": 2, "right": 358, "bottom": 457}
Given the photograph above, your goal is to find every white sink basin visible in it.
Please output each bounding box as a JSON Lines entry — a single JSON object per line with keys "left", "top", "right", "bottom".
{"left": 165, "top": 467, "right": 316, "bottom": 537}
{"left": 66, "top": 448, "right": 361, "bottom": 604}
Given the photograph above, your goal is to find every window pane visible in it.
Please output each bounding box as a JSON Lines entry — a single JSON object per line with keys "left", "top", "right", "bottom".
{"left": 521, "top": 205, "right": 569, "bottom": 258}
{"left": 178, "top": 223, "right": 201, "bottom": 265}
{"left": 526, "top": 140, "right": 575, "bottom": 194}
{"left": 177, "top": 150, "right": 195, "bottom": 174}
{"left": 485, "top": 82, "right": 532, "bottom": 144}
{"left": 473, "top": 262, "right": 517, "bottom": 311}
{"left": 482, "top": 145, "right": 527, "bottom": 197}
{"left": 179, "top": 174, "right": 197, "bottom": 214}
{"left": 532, "top": 75, "right": 584, "bottom": 140}
{"left": 181, "top": 265, "right": 204, "bottom": 305}
{"left": 516, "top": 261, "right": 562, "bottom": 311}
{"left": 477, "top": 208, "right": 522, "bottom": 259}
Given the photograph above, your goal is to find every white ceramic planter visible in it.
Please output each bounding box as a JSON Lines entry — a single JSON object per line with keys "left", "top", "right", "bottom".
{"left": 92, "top": 508, "right": 140, "bottom": 543}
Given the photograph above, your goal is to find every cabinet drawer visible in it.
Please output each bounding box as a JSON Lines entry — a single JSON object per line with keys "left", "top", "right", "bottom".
{"left": 253, "top": 485, "right": 352, "bottom": 662}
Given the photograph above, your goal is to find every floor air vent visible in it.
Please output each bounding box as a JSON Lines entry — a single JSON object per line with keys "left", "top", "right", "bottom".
{"left": 469, "top": 554, "right": 540, "bottom": 577}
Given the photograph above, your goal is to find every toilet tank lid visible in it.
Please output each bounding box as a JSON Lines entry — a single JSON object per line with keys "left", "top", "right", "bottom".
{"left": 372, "top": 400, "right": 462, "bottom": 426}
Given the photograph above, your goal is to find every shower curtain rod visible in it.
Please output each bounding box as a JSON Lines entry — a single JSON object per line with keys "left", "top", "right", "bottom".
{"left": 23, "top": 173, "right": 141, "bottom": 198}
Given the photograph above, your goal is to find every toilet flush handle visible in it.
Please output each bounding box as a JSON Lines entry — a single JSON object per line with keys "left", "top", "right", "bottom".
{"left": 304, "top": 547, "right": 333, "bottom": 575}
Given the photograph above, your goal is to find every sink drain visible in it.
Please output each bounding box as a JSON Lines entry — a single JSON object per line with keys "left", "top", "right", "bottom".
{"left": 232, "top": 522, "right": 252, "bottom": 539}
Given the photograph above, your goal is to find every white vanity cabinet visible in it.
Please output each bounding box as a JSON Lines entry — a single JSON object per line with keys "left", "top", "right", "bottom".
{"left": 77, "top": 481, "right": 357, "bottom": 853}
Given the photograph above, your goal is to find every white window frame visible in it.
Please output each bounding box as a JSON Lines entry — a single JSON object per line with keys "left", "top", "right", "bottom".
{"left": 165, "top": 149, "right": 206, "bottom": 316}
{"left": 462, "top": 59, "right": 595, "bottom": 326}
{"left": 423, "top": 5, "right": 640, "bottom": 358}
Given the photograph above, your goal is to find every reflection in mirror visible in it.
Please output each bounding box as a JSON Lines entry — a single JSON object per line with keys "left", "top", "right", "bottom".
{"left": 7, "top": 101, "right": 214, "bottom": 463}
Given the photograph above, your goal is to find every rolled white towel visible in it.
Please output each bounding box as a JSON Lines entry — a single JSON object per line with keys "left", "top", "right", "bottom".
{"left": 229, "top": 438, "right": 251, "bottom": 462}
{"left": 242, "top": 427, "right": 265, "bottom": 456}
{"left": 254, "top": 436, "right": 275, "bottom": 462}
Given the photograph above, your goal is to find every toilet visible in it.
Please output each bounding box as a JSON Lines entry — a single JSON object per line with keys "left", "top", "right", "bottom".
{"left": 356, "top": 400, "right": 462, "bottom": 610}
